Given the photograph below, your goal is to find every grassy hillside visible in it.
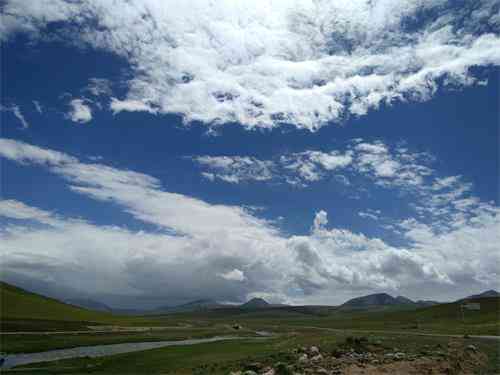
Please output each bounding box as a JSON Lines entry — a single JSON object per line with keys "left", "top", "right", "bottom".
{"left": 0, "top": 282, "right": 223, "bottom": 332}
{"left": 281, "top": 297, "right": 499, "bottom": 335}
{"left": 2, "top": 280, "right": 498, "bottom": 336}
{"left": 0, "top": 282, "right": 120, "bottom": 330}
{"left": 176, "top": 297, "right": 500, "bottom": 336}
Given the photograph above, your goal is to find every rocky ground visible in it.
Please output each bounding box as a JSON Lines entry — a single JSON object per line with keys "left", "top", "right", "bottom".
{"left": 229, "top": 337, "right": 487, "bottom": 375}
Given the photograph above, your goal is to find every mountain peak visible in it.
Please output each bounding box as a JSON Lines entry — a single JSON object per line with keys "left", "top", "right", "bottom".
{"left": 463, "top": 290, "right": 500, "bottom": 301}
{"left": 241, "top": 297, "right": 269, "bottom": 309}
{"left": 341, "top": 293, "right": 398, "bottom": 308}
{"left": 395, "top": 295, "right": 414, "bottom": 304}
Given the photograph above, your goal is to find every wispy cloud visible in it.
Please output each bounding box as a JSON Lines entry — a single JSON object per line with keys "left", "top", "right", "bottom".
{"left": 358, "top": 209, "right": 381, "bottom": 221}
{"left": 32, "top": 100, "right": 43, "bottom": 114}
{"left": 191, "top": 140, "right": 432, "bottom": 188}
{"left": 1, "top": 104, "right": 29, "bottom": 128}
{"left": 85, "top": 78, "right": 112, "bottom": 97}
{"left": 1, "top": 0, "right": 499, "bottom": 129}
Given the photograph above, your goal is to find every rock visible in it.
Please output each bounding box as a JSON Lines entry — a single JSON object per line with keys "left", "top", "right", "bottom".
{"left": 229, "top": 372, "right": 242, "bottom": 375}
{"left": 315, "top": 368, "right": 329, "bottom": 374}
{"left": 309, "top": 346, "right": 320, "bottom": 355}
{"left": 466, "top": 344, "right": 477, "bottom": 352}
{"left": 434, "top": 350, "right": 446, "bottom": 357}
{"left": 298, "top": 353, "right": 309, "bottom": 363}
{"left": 243, "top": 371, "right": 258, "bottom": 375}
{"left": 394, "top": 352, "right": 406, "bottom": 360}
{"left": 310, "top": 354, "right": 323, "bottom": 362}
{"left": 262, "top": 369, "right": 275, "bottom": 375}
{"left": 244, "top": 363, "right": 262, "bottom": 372}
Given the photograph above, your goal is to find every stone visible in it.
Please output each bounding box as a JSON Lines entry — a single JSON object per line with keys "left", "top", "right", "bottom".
{"left": 315, "top": 368, "right": 329, "bottom": 374}
{"left": 262, "top": 369, "right": 275, "bottom": 375}
{"left": 394, "top": 352, "right": 406, "bottom": 360}
{"left": 243, "top": 371, "right": 257, "bottom": 375}
{"left": 466, "top": 344, "right": 477, "bottom": 352}
{"left": 310, "top": 354, "right": 323, "bottom": 362}
{"left": 244, "top": 363, "right": 262, "bottom": 372}
{"left": 298, "top": 353, "right": 309, "bottom": 363}
{"left": 309, "top": 346, "right": 320, "bottom": 355}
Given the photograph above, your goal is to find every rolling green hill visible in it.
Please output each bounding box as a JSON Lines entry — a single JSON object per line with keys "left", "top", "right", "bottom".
{"left": 280, "top": 296, "right": 500, "bottom": 335}
{"left": 2, "top": 281, "right": 498, "bottom": 336}
{"left": 0, "top": 282, "right": 119, "bottom": 330}
{"left": 175, "top": 296, "right": 499, "bottom": 336}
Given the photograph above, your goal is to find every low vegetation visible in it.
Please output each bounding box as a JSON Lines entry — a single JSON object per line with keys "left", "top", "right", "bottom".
{"left": 1, "top": 282, "right": 498, "bottom": 374}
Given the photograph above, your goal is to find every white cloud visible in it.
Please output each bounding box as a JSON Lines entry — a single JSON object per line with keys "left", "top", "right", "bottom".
{"left": 1, "top": 139, "right": 499, "bottom": 305}
{"left": 67, "top": 99, "right": 92, "bottom": 124}
{"left": 0, "top": 138, "right": 76, "bottom": 165}
{"left": 1, "top": 0, "right": 499, "bottom": 129}
{"left": 312, "top": 210, "right": 328, "bottom": 232}
{"left": 358, "top": 209, "right": 381, "bottom": 221}
{"left": 194, "top": 156, "right": 274, "bottom": 184}
{"left": 85, "top": 78, "right": 112, "bottom": 97}
{"left": 110, "top": 98, "right": 157, "bottom": 115}
{"left": 192, "top": 140, "right": 432, "bottom": 188}
{"left": 0, "top": 200, "right": 58, "bottom": 226}
{"left": 218, "top": 269, "right": 246, "bottom": 282}
{"left": 32, "top": 100, "right": 43, "bottom": 113}
{"left": 1, "top": 104, "right": 29, "bottom": 128}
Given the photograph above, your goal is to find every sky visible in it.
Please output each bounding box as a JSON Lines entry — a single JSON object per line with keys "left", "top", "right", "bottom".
{"left": 0, "top": 0, "right": 499, "bottom": 309}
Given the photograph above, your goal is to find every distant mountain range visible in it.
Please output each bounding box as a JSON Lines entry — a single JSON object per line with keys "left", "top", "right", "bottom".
{"left": 65, "top": 298, "right": 112, "bottom": 312}
{"left": 66, "top": 289, "right": 499, "bottom": 314}
{"left": 338, "top": 293, "right": 440, "bottom": 311}
{"left": 338, "top": 290, "right": 500, "bottom": 311}
{"left": 2, "top": 279, "right": 497, "bottom": 315}
{"left": 241, "top": 297, "right": 270, "bottom": 309}
{"left": 458, "top": 289, "right": 500, "bottom": 302}
{"left": 154, "top": 299, "right": 225, "bottom": 313}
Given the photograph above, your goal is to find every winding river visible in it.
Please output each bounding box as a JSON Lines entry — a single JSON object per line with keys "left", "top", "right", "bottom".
{"left": 1, "top": 336, "right": 255, "bottom": 369}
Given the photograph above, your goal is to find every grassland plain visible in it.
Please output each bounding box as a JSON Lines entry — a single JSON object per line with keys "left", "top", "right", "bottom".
{"left": 5, "top": 331, "right": 500, "bottom": 374}
{"left": 1, "top": 282, "right": 499, "bottom": 374}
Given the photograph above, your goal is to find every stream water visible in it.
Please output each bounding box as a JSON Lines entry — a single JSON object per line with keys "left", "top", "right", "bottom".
{"left": 1, "top": 336, "right": 249, "bottom": 369}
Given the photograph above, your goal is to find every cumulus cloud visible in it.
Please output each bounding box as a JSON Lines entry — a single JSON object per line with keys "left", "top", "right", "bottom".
{"left": 1, "top": 139, "right": 499, "bottom": 305}
{"left": 67, "top": 99, "right": 93, "bottom": 123}
{"left": 1, "top": 0, "right": 499, "bottom": 129}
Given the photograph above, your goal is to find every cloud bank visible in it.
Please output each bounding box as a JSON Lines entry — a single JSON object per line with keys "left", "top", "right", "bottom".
{"left": 1, "top": 138, "right": 499, "bottom": 306}
{"left": 2, "top": 0, "right": 499, "bottom": 129}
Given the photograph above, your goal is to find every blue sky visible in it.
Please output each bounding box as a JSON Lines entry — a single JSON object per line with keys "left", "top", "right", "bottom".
{"left": 1, "top": 0, "right": 499, "bottom": 308}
